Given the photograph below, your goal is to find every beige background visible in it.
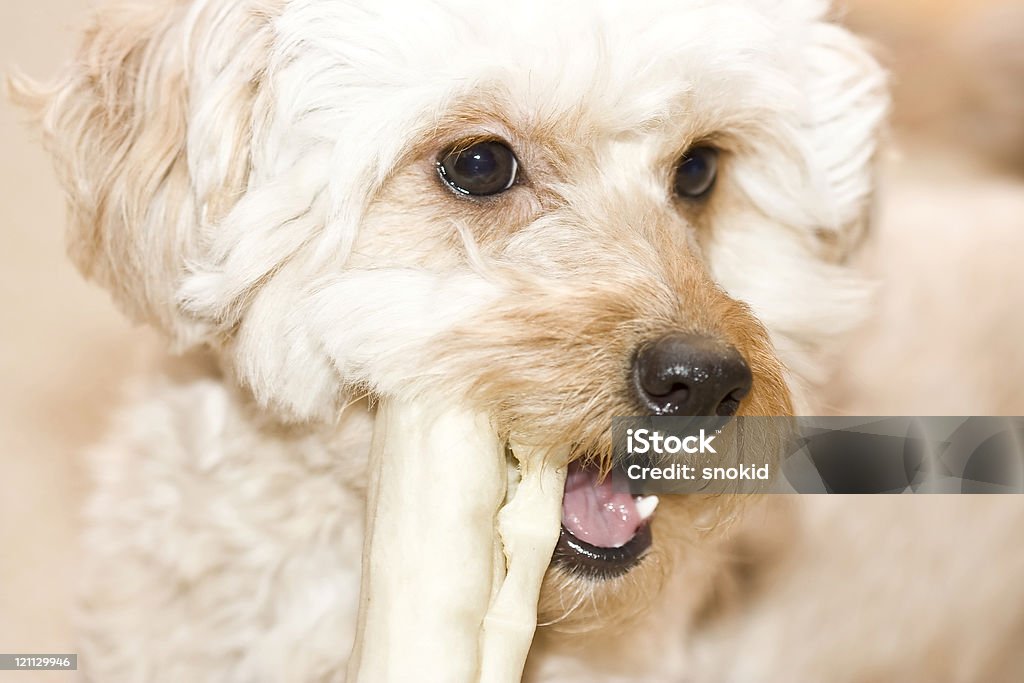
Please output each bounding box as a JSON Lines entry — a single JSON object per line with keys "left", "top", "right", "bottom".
{"left": 0, "top": 0, "right": 157, "bottom": 670}
{"left": 1, "top": 0, "right": 1023, "bottom": 676}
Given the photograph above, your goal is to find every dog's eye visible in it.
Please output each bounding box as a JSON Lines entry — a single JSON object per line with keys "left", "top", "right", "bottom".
{"left": 438, "top": 140, "right": 518, "bottom": 197}
{"left": 673, "top": 146, "right": 719, "bottom": 199}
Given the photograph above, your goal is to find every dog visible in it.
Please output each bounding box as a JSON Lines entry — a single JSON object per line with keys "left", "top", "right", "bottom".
{"left": 15, "top": 0, "right": 890, "bottom": 679}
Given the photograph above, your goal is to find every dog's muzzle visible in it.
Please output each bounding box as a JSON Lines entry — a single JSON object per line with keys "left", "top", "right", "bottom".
{"left": 552, "top": 333, "right": 752, "bottom": 579}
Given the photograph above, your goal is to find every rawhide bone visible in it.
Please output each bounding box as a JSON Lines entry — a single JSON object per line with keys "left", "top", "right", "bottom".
{"left": 348, "top": 398, "right": 567, "bottom": 682}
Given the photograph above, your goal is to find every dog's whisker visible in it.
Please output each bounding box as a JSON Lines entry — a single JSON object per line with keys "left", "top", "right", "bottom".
{"left": 537, "top": 585, "right": 591, "bottom": 628}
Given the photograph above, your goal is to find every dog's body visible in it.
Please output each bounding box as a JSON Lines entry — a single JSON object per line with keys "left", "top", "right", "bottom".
{"left": 21, "top": 0, "right": 1024, "bottom": 680}
{"left": 80, "top": 359, "right": 370, "bottom": 681}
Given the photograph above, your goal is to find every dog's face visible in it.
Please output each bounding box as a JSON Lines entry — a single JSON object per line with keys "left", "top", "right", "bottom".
{"left": 26, "top": 0, "right": 885, "bottom": 635}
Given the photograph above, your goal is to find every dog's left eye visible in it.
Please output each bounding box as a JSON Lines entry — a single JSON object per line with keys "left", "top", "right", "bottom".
{"left": 437, "top": 140, "right": 519, "bottom": 197}
{"left": 674, "top": 146, "right": 719, "bottom": 199}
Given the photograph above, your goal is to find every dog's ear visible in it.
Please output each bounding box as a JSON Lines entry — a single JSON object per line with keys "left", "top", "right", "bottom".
{"left": 802, "top": 21, "right": 889, "bottom": 260}
{"left": 10, "top": 0, "right": 278, "bottom": 346}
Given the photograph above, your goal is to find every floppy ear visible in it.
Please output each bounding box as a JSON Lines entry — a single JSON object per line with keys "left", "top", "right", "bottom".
{"left": 802, "top": 20, "right": 889, "bottom": 259}
{"left": 10, "top": 0, "right": 278, "bottom": 346}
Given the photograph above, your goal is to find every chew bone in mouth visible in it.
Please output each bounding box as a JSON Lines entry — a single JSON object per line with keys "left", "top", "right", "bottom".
{"left": 348, "top": 398, "right": 567, "bottom": 683}
{"left": 555, "top": 461, "right": 659, "bottom": 579}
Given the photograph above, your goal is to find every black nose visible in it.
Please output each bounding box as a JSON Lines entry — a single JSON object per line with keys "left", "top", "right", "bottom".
{"left": 632, "top": 333, "right": 753, "bottom": 416}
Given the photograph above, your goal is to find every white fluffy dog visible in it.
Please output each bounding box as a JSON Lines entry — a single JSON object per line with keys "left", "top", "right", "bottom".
{"left": 18, "top": 0, "right": 890, "bottom": 680}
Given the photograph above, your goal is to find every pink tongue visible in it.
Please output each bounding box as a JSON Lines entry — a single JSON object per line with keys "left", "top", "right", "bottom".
{"left": 561, "top": 461, "right": 642, "bottom": 548}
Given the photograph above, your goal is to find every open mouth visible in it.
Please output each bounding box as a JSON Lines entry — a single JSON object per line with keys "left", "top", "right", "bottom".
{"left": 552, "top": 460, "right": 658, "bottom": 579}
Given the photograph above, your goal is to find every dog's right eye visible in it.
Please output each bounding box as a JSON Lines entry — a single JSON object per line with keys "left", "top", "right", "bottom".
{"left": 437, "top": 140, "right": 519, "bottom": 197}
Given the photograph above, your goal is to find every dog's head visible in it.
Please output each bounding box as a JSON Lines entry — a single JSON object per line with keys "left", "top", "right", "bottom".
{"left": 18, "top": 0, "right": 886, "bottom": 635}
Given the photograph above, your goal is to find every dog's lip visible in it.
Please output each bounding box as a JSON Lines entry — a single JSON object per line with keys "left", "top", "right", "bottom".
{"left": 552, "top": 523, "right": 653, "bottom": 579}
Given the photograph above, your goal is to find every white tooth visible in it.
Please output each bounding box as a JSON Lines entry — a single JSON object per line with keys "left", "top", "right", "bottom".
{"left": 635, "top": 495, "right": 659, "bottom": 521}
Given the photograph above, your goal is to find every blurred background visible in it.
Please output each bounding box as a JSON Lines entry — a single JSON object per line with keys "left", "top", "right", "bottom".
{"left": 1, "top": 0, "right": 1023, "bottom": 671}
{"left": 829, "top": 0, "right": 1024, "bottom": 415}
